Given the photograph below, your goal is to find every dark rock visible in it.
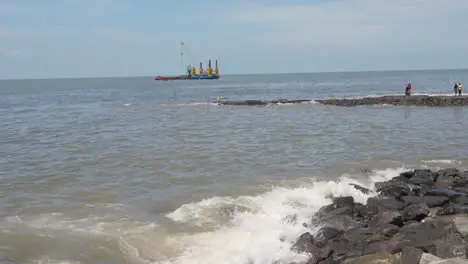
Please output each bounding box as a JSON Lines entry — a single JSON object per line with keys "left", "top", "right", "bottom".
{"left": 314, "top": 227, "right": 344, "bottom": 248}
{"left": 321, "top": 215, "right": 361, "bottom": 232}
{"left": 367, "top": 197, "right": 405, "bottom": 211}
{"left": 332, "top": 196, "right": 354, "bottom": 209}
{"left": 437, "top": 204, "right": 468, "bottom": 216}
{"left": 363, "top": 236, "right": 406, "bottom": 255}
{"left": 426, "top": 231, "right": 466, "bottom": 259}
{"left": 380, "top": 224, "right": 400, "bottom": 238}
{"left": 402, "top": 204, "right": 430, "bottom": 222}
{"left": 369, "top": 211, "right": 404, "bottom": 227}
{"left": 400, "top": 196, "right": 449, "bottom": 208}
{"left": 291, "top": 232, "right": 315, "bottom": 253}
{"left": 425, "top": 188, "right": 467, "bottom": 199}
{"left": 347, "top": 252, "right": 398, "bottom": 264}
{"left": 349, "top": 183, "right": 371, "bottom": 194}
{"left": 453, "top": 196, "right": 468, "bottom": 205}
{"left": 400, "top": 171, "right": 414, "bottom": 179}
{"left": 454, "top": 187, "right": 468, "bottom": 194}
{"left": 356, "top": 203, "right": 379, "bottom": 220}
{"left": 400, "top": 247, "right": 423, "bottom": 264}
{"left": 375, "top": 180, "right": 413, "bottom": 198}
{"left": 292, "top": 232, "right": 333, "bottom": 264}
{"left": 326, "top": 237, "right": 366, "bottom": 262}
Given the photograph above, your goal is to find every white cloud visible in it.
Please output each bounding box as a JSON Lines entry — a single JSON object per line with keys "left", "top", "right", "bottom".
{"left": 217, "top": 0, "right": 468, "bottom": 52}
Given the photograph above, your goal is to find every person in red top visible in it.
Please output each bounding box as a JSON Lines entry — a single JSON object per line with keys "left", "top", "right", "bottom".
{"left": 405, "top": 83, "right": 412, "bottom": 96}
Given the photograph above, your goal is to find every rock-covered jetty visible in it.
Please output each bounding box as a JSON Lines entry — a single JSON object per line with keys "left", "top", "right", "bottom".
{"left": 218, "top": 95, "right": 468, "bottom": 107}
{"left": 292, "top": 168, "right": 468, "bottom": 264}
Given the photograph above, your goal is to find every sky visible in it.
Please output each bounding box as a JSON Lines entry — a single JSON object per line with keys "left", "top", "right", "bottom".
{"left": 1, "top": 0, "right": 468, "bottom": 79}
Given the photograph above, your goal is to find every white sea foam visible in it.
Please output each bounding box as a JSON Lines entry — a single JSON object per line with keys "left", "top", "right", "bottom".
{"left": 421, "top": 159, "right": 461, "bottom": 165}
{"left": 162, "top": 167, "right": 407, "bottom": 264}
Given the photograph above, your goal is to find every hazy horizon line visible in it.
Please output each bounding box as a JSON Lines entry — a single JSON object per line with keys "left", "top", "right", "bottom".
{"left": 1, "top": 67, "right": 467, "bottom": 81}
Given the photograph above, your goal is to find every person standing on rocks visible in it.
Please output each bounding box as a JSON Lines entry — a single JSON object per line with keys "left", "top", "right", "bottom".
{"left": 405, "top": 83, "right": 412, "bottom": 96}
{"left": 458, "top": 82, "right": 463, "bottom": 96}
{"left": 454, "top": 82, "right": 459, "bottom": 95}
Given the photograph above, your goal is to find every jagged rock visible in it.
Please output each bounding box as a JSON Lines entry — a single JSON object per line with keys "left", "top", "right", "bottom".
{"left": 369, "top": 211, "right": 404, "bottom": 227}
{"left": 314, "top": 227, "right": 344, "bottom": 248}
{"left": 402, "top": 204, "right": 430, "bottom": 222}
{"left": 347, "top": 252, "right": 398, "bottom": 264}
{"left": 292, "top": 232, "right": 315, "bottom": 253}
{"left": 292, "top": 232, "right": 333, "bottom": 264}
{"left": 349, "top": 183, "right": 371, "bottom": 194}
{"left": 375, "top": 180, "right": 414, "bottom": 198}
{"left": 419, "top": 253, "right": 441, "bottom": 264}
{"left": 400, "top": 196, "right": 449, "bottom": 208}
{"left": 401, "top": 247, "right": 423, "bottom": 264}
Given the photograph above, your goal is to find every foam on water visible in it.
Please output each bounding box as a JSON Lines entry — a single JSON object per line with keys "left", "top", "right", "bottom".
{"left": 162, "top": 167, "right": 407, "bottom": 264}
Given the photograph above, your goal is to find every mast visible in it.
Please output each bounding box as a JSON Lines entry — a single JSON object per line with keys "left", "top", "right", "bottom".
{"left": 180, "top": 41, "right": 184, "bottom": 74}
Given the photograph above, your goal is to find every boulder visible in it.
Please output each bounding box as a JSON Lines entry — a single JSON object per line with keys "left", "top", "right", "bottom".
{"left": 400, "top": 171, "right": 415, "bottom": 179}
{"left": 369, "top": 211, "right": 404, "bottom": 227}
{"left": 356, "top": 203, "right": 379, "bottom": 220}
{"left": 291, "top": 232, "right": 333, "bottom": 264}
{"left": 367, "top": 197, "right": 405, "bottom": 211}
{"left": 402, "top": 204, "right": 430, "bottom": 222}
{"left": 400, "top": 196, "right": 449, "bottom": 208}
{"left": 453, "top": 214, "right": 468, "bottom": 237}
{"left": 347, "top": 252, "right": 398, "bottom": 264}
{"left": 401, "top": 247, "right": 423, "bottom": 264}
{"left": 419, "top": 253, "right": 441, "bottom": 264}
{"left": 375, "top": 180, "right": 413, "bottom": 198}
{"left": 314, "top": 227, "right": 344, "bottom": 248}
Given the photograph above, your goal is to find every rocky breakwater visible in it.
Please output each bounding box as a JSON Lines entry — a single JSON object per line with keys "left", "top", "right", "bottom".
{"left": 292, "top": 168, "right": 468, "bottom": 264}
{"left": 217, "top": 96, "right": 468, "bottom": 107}
{"left": 316, "top": 95, "right": 468, "bottom": 107}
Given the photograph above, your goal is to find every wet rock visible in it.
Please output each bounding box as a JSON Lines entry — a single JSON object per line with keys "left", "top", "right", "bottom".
{"left": 400, "top": 171, "right": 415, "bottom": 179}
{"left": 401, "top": 247, "right": 423, "bottom": 264}
{"left": 402, "top": 204, "right": 430, "bottom": 222}
{"left": 347, "top": 252, "right": 398, "bottom": 264}
{"left": 363, "top": 236, "right": 406, "bottom": 255}
{"left": 369, "top": 211, "right": 404, "bottom": 227}
{"left": 291, "top": 232, "right": 315, "bottom": 253}
{"left": 292, "top": 232, "right": 333, "bottom": 264}
{"left": 349, "top": 183, "right": 371, "bottom": 194}
{"left": 401, "top": 196, "right": 449, "bottom": 208}
{"left": 375, "top": 180, "right": 413, "bottom": 198}
{"left": 314, "top": 227, "right": 344, "bottom": 248}
{"left": 425, "top": 189, "right": 467, "bottom": 199}
{"left": 321, "top": 215, "right": 361, "bottom": 232}
{"left": 419, "top": 253, "right": 441, "bottom": 264}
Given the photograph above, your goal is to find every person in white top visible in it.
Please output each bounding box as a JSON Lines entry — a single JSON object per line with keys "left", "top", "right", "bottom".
{"left": 458, "top": 82, "right": 463, "bottom": 96}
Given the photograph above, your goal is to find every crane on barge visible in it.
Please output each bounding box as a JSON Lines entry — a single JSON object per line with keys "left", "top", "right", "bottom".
{"left": 155, "top": 42, "right": 220, "bottom": 81}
